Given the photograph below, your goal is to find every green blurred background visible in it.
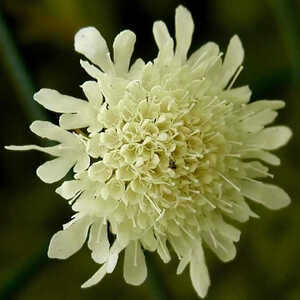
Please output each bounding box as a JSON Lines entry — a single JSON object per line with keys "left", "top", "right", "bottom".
{"left": 1, "top": 0, "right": 299, "bottom": 299}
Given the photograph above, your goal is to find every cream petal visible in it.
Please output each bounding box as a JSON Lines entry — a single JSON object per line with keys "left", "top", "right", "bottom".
{"left": 80, "top": 81, "right": 103, "bottom": 106}
{"left": 248, "top": 126, "right": 292, "bottom": 150}
{"left": 175, "top": 5, "right": 194, "bottom": 64}
{"left": 80, "top": 60, "right": 103, "bottom": 79}
{"left": 240, "top": 180, "right": 290, "bottom": 209}
{"left": 56, "top": 179, "right": 84, "bottom": 199}
{"left": 89, "top": 222, "right": 110, "bottom": 264}
{"left": 203, "top": 231, "right": 236, "bottom": 262}
{"left": 113, "top": 30, "right": 136, "bottom": 75}
{"left": 240, "top": 109, "right": 278, "bottom": 133}
{"left": 190, "top": 241, "right": 210, "bottom": 298}
{"left": 128, "top": 58, "right": 146, "bottom": 79}
{"left": 188, "top": 42, "right": 220, "bottom": 68}
{"left": 74, "top": 154, "right": 90, "bottom": 173}
{"left": 59, "top": 113, "right": 89, "bottom": 130}
{"left": 5, "top": 144, "right": 61, "bottom": 157}
{"left": 153, "top": 21, "right": 174, "bottom": 53}
{"left": 215, "top": 218, "right": 241, "bottom": 242}
{"left": 34, "top": 89, "right": 86, "bottom": 113}
{"left": 75, "top": 27, "right": 114, "bottom": 73}
{"left": 123, "top": 241, "right": 147, "bottom": 286}
{"left": 81, "top": 264, "right": 107, "bottom": 288}
{"left": 37, "top": 157, "right": 75, "bottom": 183}
{"left": 241, "top": 150, "right": 280, "bottom": 166}
{"left": 30, "top": 121, "right": 77, "bottom": 145}
{"left": 48, "top": 216, "right": 92, "bottom": 259}
{"left": 221, "top": 35, "right": 244, "bottom": 87}
{"left": 106, "top": 252, "right": 119, "bottom": 274}
{"left": 88, "top": 161, "right": 112, "bottom": 183}
{"left": 176, "top": 251, "right": 192, "bottom": 275}
{"left": 156, "top": 235, "right": 171, "bottom": 263}
{"left": 221, "top": 85, "right": 251, "bottom": 104}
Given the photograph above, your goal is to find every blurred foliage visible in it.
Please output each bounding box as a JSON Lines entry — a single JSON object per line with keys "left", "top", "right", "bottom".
{"left": 0, "top": 0, "right": 299, "bottom": 299}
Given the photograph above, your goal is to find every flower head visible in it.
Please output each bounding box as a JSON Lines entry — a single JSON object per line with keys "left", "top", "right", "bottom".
{"left": 6, "top": 5, "right": 291, "bottom": 298}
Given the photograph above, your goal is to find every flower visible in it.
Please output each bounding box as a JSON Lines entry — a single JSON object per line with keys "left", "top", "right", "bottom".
{"left": 6, "top": 5, "right": 292, "bottom": 298}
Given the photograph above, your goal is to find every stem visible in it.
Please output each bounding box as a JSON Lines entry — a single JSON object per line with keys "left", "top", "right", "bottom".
{"left": 0, "top": 244, "right": 50, "bottom": 299}
{"left": 0, "top": 8, "right": 47, "bottom": 122}
{"left": 145, "top": 252, "right": 169, "bottom": 300}
{"left": 267, "top": 0, "right": 300, "bottom": 84}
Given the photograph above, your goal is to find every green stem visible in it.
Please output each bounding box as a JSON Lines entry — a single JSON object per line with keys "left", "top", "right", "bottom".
{"left": 145, "top": 252, "right": 169, "bottom": 300}
{"left": 0, "top": 9, "right": 47, "bottom": 122}
{"left": 267, "top": 0, "right": 300, "bottom": 84}
{"left": 0, "top": 244, "right": 50, "bottom": 299}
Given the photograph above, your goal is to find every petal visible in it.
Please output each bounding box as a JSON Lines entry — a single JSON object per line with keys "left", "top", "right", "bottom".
{"left": 240, "top": 109, "right": 278, "bottom": 133}
{"left": 5, "top": 144, "right": 61, "bottom": 157}
{"left": 48, "top": 216, "right": 92, "bottom": 259}
{"left": 221, "top": 35, "right": 244, "bottom": 87}
{"left": 56, "top": 179, "right": 84, "bottom": 199}
{"left": 220, "top": 85, "right": 251, "bottom": 104}
{"left": 242, "top": 150, "right": 280, "bottom": 166}
{"left": 152, "top": 21, "right": 174, "bottom": 53}
{"left": 176, "top": 251, "right": 192, "bottom": 275}
{"left": 113, "top": 30, "right": 136, "bottom": 75}
{"left": 81, "top": 264, "right": 107, "bottom": 288}
{"left": 188, "top": 42, "right": 220, "bottom": 68}
{"left": 190, "top": 241, "right": 210, "bottom": 298}
{"left": 240, "top": 180, "right": 291, "bottom": 209}
{"left": 80, "top": 60, "right": 103, "bottom": 79}
{"left": 75, "top": 27, "right": 114, "bottom": 73}
{"left": 74, "top": 153, "right": 90, "bottom": 173}
{"left": 88, "top": 221, "right": 110, "bottom": 264}
{"left": 34, "top": 89, "right": 86, "bottom": 113}
{"left": 247, "top": 126, "right": 292, "bottom": 150}
{"left": 88, "top": 161, "right": 113, "bottom": 183}
{"left": 30, "top": 121, "right": 77, "bottom": 145}
{"left": 123, "top": 241, "right": 147, "bottom": 286}
{"left": 175, "top": 5, "right": 194, "bottom": 64}
{"left": 37, "top": 157, "right": 75, "bottom": 183}
{"left": 59, "top": 113, "right": 89, "bottom": 130}
{"left": 80, "top": 81, "right": 103, "bottom": 107}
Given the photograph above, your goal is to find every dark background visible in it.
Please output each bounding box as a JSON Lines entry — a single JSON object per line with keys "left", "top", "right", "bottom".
{"left": 1, "top": 0, "right": 299, "bottom": 299}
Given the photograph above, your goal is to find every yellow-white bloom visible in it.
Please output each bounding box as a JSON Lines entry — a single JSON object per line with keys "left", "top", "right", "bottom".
{"left": 6, "top": 5, "right": 291, "bottom": 298}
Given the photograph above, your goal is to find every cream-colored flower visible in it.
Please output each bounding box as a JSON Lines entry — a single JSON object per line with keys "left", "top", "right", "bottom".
{"left": 6, "top": 5, "right": 292, "bottom": 298}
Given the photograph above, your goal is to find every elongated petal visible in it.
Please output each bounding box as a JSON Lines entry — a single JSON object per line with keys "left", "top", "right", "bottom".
{"left": 75, "top": 27, "right": 114, "bottom": 73}
{"left": 34, "top": 89, "right": 86, "bottom": 113}
{"left": 190, "top": 241, "right": 210, "bottom": 298}
{"left": 113, "top": 30, "right": 136, "bottom": 75}
{"left": 176, "top": 251, "right": 191, "bottom": 275}
{"left": 59, "top": 113, "right": 89, "bottom": 130}
{"left": 30, "top": 121, "right": 77, "bottom": 145}
{"left": 5, "top": 144, "right": 61, "bottom": 157}
{"left": 81, "top": 81, "right": 103, "bottom": 106}
{"left": 80, "top": 60, "right": 103, "bottom": 79}
{"left": 153, "top": 21, "right": 173, "bottom": 53}
{"left": 240, "top": 180, "right": 290, "bottom": 209}
{"left": 188, "top": 42, "right": 220, "bottom": 68}
{"left": 203, "top": 231, "right": 237, "bottom": 262}
{"left": 74, "top": 154, "right": 90, "bottom": 173}
{"left": 89, "top": 222, "right": 110, "bottom": 264}
{"left": 175, "top": 5, "right": 194, "bottom": 64}
{"left": 221, "top": 35, "right": 244, "bottom": 87}
{"left": 81, "top": 264, "right": 107, "bottom": 288}
{"left": 248, "top": 126, "right": 292, "bottom": 150}
{"left": 241, "top": 150, "right": 280, "bottom": 166}
{"left": 37, "top": 157, "right": 75, "bottom": 183}
{"left": 123, "top": 241, "right": 147, "bottom": 286}
{"left": 48, "top": 216, "right": 92, "bottom": 259}
{"left": 56, "top": 179, "right": 84, "bottom": 199}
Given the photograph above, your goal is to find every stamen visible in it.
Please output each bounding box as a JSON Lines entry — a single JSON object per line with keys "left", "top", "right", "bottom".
{"left": 227, "top": 65, "right": 243, "bottom": 90}
{"left": 217, "top": 171, "right": 241, "bottom": 192}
